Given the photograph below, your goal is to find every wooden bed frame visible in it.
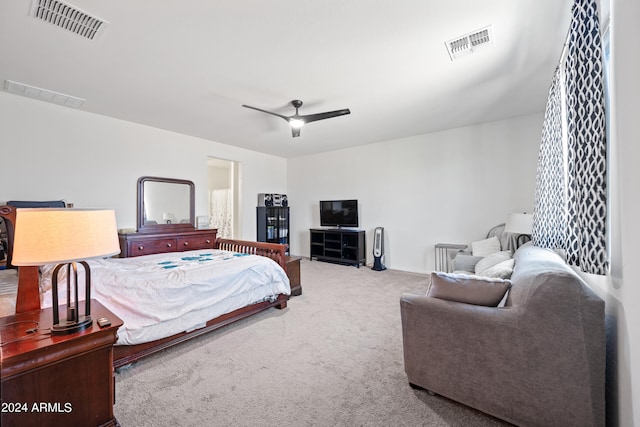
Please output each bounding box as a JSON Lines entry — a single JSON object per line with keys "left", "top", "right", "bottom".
{"left": 0, "top": 205, "right": 289, "bottom": 369}
{"left": 114, "top": 238, "right": 288, "bottom": 368}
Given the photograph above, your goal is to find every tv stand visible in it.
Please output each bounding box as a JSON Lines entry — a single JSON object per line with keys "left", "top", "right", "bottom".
{"left": 309, "top": 228, "right": 366, "bottom": 267}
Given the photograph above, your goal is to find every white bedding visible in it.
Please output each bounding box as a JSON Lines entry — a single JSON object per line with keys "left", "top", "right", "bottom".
{"left": 5, "top": 249, "right": 290, "bottom": 345}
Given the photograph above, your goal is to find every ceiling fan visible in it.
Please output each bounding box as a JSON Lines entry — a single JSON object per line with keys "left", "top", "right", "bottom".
{"left": 242, "top": 99, "right": 350, "bottom": 137}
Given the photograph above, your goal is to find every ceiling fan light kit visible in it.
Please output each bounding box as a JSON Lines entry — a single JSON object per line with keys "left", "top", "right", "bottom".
{"left": 242, "top": 99, "right": 350, "bottom": 137}
{"left": 289, "top": 119, "right": 305, "bottom": 129}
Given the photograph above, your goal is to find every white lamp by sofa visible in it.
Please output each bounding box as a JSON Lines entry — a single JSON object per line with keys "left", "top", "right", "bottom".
{"left": 504, "top": 213, "right": 533, "bottom": 248}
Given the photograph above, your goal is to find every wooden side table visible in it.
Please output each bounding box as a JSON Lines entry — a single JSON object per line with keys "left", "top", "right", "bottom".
{"left": 1, "top": 300, "right": 123, "bottom": 427}
{"left": 285, "top": 255, "right": 302, "bottom": 296}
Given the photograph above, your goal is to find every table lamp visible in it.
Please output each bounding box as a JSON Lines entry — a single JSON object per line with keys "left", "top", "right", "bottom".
{"left": 504, "top": 213, "right": 534, "bottom": 248}
{"left": 12, "top": 208, "right": 120, "bottom": 335}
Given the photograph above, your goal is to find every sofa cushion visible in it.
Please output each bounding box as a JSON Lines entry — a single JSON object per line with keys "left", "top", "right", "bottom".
{"left": 478, "top": 258, "right": 515, "bottom": 279}
{"left": 452, "top": 254, "right": 483, "bottom": 273}
{"left": 471, "top": 236, "right": 501, "bottom": 257}
{"left": 475, "top": 250, "right": 512, "bottom": 275}
{"left": 427, "top": 271, "right": 512, "bottom": 307}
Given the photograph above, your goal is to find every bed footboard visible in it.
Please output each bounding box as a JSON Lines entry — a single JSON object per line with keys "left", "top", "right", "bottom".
{"left": 215, "top": 238, "right": 287, "bottom": 271}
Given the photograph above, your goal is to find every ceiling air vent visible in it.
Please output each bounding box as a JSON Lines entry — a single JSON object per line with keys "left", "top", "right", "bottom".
{"left": 29, "top": 0, "right": 108, "bottom": 40}
{"left": 445, "top": 25, "right": 494, "bottom": 61}
{"left": 4, "top": 80, "right": 85, "bottom": 109}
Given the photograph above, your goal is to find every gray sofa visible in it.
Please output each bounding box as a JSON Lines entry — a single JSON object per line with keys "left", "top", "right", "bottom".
{"left": 400, "top": 244, "right": 605, "bottom": 427}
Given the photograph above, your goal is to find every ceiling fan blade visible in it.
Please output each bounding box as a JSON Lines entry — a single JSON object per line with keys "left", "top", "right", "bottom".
{"left": 242, "top": 104, "right": 289, "bottom": 121}
{"left": 300, "top": 108, "right": 351, "bottom": 124}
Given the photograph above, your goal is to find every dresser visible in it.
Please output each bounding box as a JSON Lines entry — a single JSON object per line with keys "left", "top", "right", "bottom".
{"left": 1, "top": 300, "right": 123, "bottom": 427}
{"left": 118, "top": 229, "right": 218, "bottom": 257}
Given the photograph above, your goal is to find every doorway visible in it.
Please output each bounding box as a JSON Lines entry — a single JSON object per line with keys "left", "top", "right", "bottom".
{"left": 207, "top": 157, "right": 240, "bottom": 239}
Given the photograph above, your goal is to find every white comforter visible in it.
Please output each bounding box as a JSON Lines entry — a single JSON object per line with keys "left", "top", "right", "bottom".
{"left": 40, "top": 249, "right": 290, "bottom": 345}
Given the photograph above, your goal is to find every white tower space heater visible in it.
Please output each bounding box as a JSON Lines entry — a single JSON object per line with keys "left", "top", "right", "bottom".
{"left": 372, "top": 227, "right": 386, "bottom": 271}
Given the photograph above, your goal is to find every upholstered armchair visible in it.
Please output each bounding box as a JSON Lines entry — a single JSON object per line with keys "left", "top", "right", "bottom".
{"left": 401, "top": 244, "right": 605, "bottom": 427}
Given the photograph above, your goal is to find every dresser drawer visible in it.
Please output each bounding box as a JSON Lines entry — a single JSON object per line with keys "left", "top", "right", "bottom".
{"left": 128, "top": 238, "right": 177, "bottom": 256}
{"left": 177, "top": 233, "right": 216, "bottom": 251}
{"left": 118, "top": 229, "right": 218, "bottom": 258}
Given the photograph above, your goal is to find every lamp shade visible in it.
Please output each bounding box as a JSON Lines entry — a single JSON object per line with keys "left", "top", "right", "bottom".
{"left": 504, "top": 213, "right": 533, "bottom": 235}
{"left": 12, "top": 208, "right": 120, "bottom": 266}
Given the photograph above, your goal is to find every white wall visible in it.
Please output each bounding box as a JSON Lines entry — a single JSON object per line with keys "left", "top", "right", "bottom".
{"left": 287, "top": 113, "right": 542, "bottom": 273}
{"left": 598, "top": 0, "right": 640, "bottom": 424}
{"left": 0, "top": 92, "right": 287, "bottom": 241}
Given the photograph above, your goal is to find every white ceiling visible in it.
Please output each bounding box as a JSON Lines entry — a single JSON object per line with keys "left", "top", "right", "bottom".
{"left": 0, "top": 0, "right": 572, "bottom": 158}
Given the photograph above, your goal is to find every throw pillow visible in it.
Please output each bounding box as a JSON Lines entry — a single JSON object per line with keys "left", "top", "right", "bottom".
{"left": 474, "top": 250, "right": 512, "bottom": 275}
{"left": 452, "top": 254, "right": 483, "bottom": 273}
{"left": 427, "top": 271, "right": 512, "bottom": 307}
{"left": 478, "top": 258, "right": 515, "bottom": 279}
{"left": 471, "top": 236, "right": 501, "bottom": 257}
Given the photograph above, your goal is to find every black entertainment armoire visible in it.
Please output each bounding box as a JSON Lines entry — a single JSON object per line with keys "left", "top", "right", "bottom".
{"left": 256, "top": 206, "right": 290, "bottom": 253}
{"left": 309, "top": 228, "right": 366, "bottom": 268}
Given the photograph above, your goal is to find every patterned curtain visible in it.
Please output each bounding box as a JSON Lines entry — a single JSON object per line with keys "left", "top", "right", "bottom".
{"left": 533, "top": 0, "right": 607, "bottom": 275}
{"left": 564, "top": 0, "right": 608, "bottom": 274}
{"left": 532, "top": 67, "right": 566, "bottom": 249}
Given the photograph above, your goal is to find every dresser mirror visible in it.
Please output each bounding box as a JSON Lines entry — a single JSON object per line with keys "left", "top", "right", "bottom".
{"left": 137, "top": 176, "right": 195, "bottom": 233}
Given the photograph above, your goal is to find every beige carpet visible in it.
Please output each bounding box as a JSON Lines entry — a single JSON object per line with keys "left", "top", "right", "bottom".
{"left": 114, "top": 258, "right": 511, "bottom": 426}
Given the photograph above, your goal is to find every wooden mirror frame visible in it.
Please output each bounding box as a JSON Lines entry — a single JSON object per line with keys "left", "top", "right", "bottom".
{"left": 137, "top": 176, "right": 195, "bottom": 233}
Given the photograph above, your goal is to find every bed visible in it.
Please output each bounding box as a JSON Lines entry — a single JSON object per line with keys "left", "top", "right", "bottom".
{"left": 0, "top": 205, "right": 290, "bottom": 368}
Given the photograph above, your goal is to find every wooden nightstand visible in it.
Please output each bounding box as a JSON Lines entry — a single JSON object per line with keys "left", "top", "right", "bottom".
{"left": 285, "top": 255, "right": 302, "bottom": 296}
{"left": 1, "top": 300, "right": 123, "bottom": 427}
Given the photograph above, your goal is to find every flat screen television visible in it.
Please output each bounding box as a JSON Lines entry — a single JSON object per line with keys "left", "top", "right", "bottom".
{"left": 320, "top": 199, "right": 359, "bottom": 228}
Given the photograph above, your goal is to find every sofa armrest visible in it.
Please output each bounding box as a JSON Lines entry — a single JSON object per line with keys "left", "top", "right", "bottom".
{"left": 400, "top": 293, "right": 604, "bottom": 426}
{"left": 400, "top": 294, "right": 521, "bottom": 381}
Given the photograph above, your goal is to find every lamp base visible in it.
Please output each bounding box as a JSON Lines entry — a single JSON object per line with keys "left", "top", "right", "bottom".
{"left": 51, "top": 316, "right": 92, "bottom": 335}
